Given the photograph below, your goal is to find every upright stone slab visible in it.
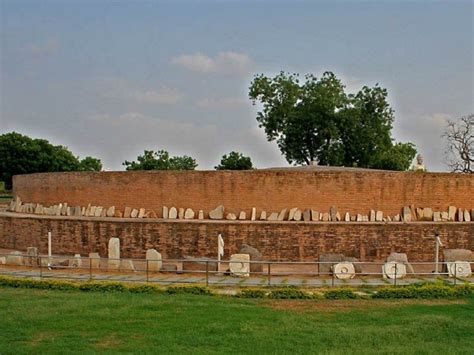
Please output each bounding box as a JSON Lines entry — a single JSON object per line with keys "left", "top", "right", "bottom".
{"left": 260, "top": 211, "right": 267, "bottom": 220}
{"left": 130, "top": 208, "right": 139, "bottom": 218}
{"left": 178, "top": 208, "right": 185, "bottom": 219}
{"left": 402, "top": 206, "right": 412, "bottom": 222}
{"left": 416, "top": 208, "right": 424, "bottom": 220}
{"left": 441, "top": 212, "right": 449, "bottom": 221}
{"left": 344, "top": 212, "right": 350, "bottom": 222}
{"left": 267, "top": 212, "right": 278, "bottom": 221}
{"left": 303, "top": 210, "right": 311, "bottom": 222}
{"left": 376, "top": 211, "right": 383, "bottom": 222}
{"left": 370, "top": 210, "right": 376, "bottom": 222}
{"left": 463, "top": 209, "right": 470, "bottom": 222}
{"left": 89, "top": 252, "right": 100, "bottom": 269}
{"left": 288, "top": 207, "right": 298, "bottom": 221}
{"left": 335, "top": 212, "right": 341, "bottom": 222}
{"left": 448, "top": 206, "right": 456, "bottom": 221}
{"left": 138, "top": 208, "right": 146, "bottom": 218}
{"left": 330, "top": 206, "right": 338, "bottom": 221}
{"left": 251, "top": 207, "right": 257, "bottom": 221}
{"left": 106, "top": 206, "right": 115, "bottom": 217}
{"left": 209, "top": 205, "right": 224, "bottom": 220}
{"left": 423, "top": 208, "right": 433, "bottom": 221}
{"left": 184, "top": 208, "right": 195, "bottom": 219}
{"left": 168, "top": 207, "right": 178, "bottom": 219}
{"left": 226, "top": 213, "right": 237, "bottom": 220}
{"left": 108, "top": 238, "right": 120, "bottom": 270}
{"left": 162, "top": 206, "right": 169, "bottom": 219}
{"left": 198, "top": 210, "right": 204, "bottom": 220}
{"left": 277, "top": 209, "right": 287, "bottom": 221}
{"left": 393, "top": 214, "right": 400, "bottom": 222}
{"left": 124, "top": 207, "right": 132, "bottom": 218}
{"left": 238, "top": 211, "right": 246, "bottom": 220}
{"left": 94, "top": 207, "right": 103, "bottom": 217}
{"left": 61, "top": 203, "right": 68, "bottom": 216}
{"left": 311, "top": 210, "right": 319, "bottom": 221}
{"left": 146, "top": 249, "right": 162, "bottom": 272}
{"left": 293, "top": 209, "right": 302, "bottom": 221}
{"left": 89, "top": 206, "right": 97, "bottom": 217}
{"left": 458, "top": 208, "right": 464, "bottom": 222}
{"left": 433, "top": 211, "right": 441, "bottom": 222}
{"left": 322, "top": 213, "right": 330, "bottom": 222}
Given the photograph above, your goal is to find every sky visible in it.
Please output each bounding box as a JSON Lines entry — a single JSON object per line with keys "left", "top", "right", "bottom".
{"left": 1, "top": 0, "right": 473, "bottom": 171}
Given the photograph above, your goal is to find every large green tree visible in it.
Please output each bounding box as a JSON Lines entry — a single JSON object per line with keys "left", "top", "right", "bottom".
{"left": 123, "top": 150, "right": 198, "bottom": 171}
{"left": 249, "top": 71, "right": 416, "bottom": 170}
{"left": 0, "top": 132, "right": 102, "bottom": 189}
{"left": 215, "top": 151, "right": 254, "bottom": 170}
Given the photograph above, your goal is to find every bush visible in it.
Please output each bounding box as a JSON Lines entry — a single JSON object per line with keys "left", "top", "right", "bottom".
{"left": 0, "top": 277, "right": 77, "bottom": 291}
{"left": 128, "top": 284, "right": 164, "bottom": 294}
{"left": 237, "top": 289, "right": 268, "bottom": 298}
{"left": 373, "top": 283, "right": 474, "bottom": 299}
{"left": 324, "top": 288, "right": 360, "bottom": 300}
{"left": 78, "top": 282, "right": 127, "bottom": 293}
{"left": 165, "top": 285, "right": 213, "bottom": 296}
{"left": 269, "top": 288, "right": 315, "bottom": 299}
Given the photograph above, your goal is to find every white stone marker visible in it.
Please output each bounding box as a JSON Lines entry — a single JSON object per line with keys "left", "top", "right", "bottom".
{"left": 146, "top": 249, "right": 162, "bottom": 272}
{"left": 108, "top": 237, "right": 120, "bottom": 270}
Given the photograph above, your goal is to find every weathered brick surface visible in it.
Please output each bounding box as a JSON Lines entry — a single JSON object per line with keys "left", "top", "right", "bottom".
{"left": 1, "top": 215, "right": 472, "bottom": 262}
{"left": 12, "top": 170, "right": 474, "bottom": 217}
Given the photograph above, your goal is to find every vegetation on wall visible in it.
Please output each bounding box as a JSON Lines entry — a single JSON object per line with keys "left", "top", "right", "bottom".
{"left": 123, "top": 150, "right": 198, "bottom": 171}
{"left": 215, "top": 151, "right": 254, "bottom": 170}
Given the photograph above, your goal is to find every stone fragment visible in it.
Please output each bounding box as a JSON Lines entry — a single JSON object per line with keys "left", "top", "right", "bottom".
{"left": 184, "top": 208, "right": 195, "bottom": 219}
{"left": 108, "top": 237, "right": 120, "bottom": 270}
{"left": 106, "top": 206, "right": 115, "bottom": 217}
{"left": 350, "top": 215, "right": 356, "bottom": 222}
{"left": 114, "top": 209, "right": 122, "bottom": 218}
{"left": 14, "top": 197, "right": 22, "bottom": 212}
{"left": 6, "top": 251, "right": 23, "bottom": 266}
{"left": 293, "top": 209, "right": 302, "bottom": 221}
{"left": 81, "top": 207, "right": 86, "bottom": 216}
{"left": 322, "top": 213, "right": 330, "bottom": 222}
{"left": 178, "top": 208, "right": 185, "bottom": 219}
{"left": 363, "top": 215, "right": 369, "bottom": 222}
{"left": 71, "top": 254, "right": 82, "bottom": 268}
{"left": 329, "top": 206, "right": 338, "bottom": 222}
{"left": 168, "top": 207, "right": 178, "bottom": 219}
{"left": 209, "top": 205, "right": 224, "bottom": 220}
{"left": 89, "top": 206, "right": 96, "bottom": 217}
{"left": 130, "top": 208, "right": 139, "bottom": 218}
{"left": 433, "top": 211, "right": 441, "bottom": 222}
{"left": 441, "top": 212, "right": 449, "bottom": 221}
{"left": 124, "top": 206, "right": 132, "bottom": 218}
{"left": 145, "top": 209, "right": 157, "bottom": 218}
{"left": 311, "top": 210, "right": 319, "bottom": 221}
{"left": 402, "top": 206, "right": 412, "bottom": 222}
{"left": 198, "top": 210, "right": 204, "bottom": 220}
{"left": 238, "top": 211, "right": 246, "bottom": 220}
{"left": 120, "top": 259, "right": 135, "bottom": 272}
{"left": 238, "top": 244, "right": 263, "bottom": 273}
{"left": 387, "top": 252, "right": 414, "bottom": 274}
{"left": 393, "top": 214, "right": 400, "bottom": 222}
{"left": 464, "top": 209, "right": 471, "bottom": 222}
{"left": 370, "top": 210, "right": 376, "bottom": 222}
{"left": 61, "top": 203, "right": 68, "bottom": 216}
{"left": 277, "top": 209, "right": 287, "bottom": 221}
{"left": 448, "top": 206, "right": 456, "bottom": 221}
{"left": 303, "top": 210, "right": 311, "bottom": 222}
{"left": 226, "top": 213, "right": 237, "bottom": 220}
{"left": 260, "top": 211, "right": 267, "bottom": 220}
{"left": 26, "top": 247, "right": 39, "bottom": 266}
{"left": 146, "top": 249, "right": 162, "bottom": 272}
{"left": 422, "top": 208, "right": 433, "bottom": 221}
{"left": 162, "top": 206, "right": 169, "bottom": 219}
{"left": 344, "top": 212, "right": 350, "bottom": 222}
{"left": 267, "top": 212, "right": 278, "bottom": 221}
{"left": 416, "top": 208, "right": 424, "bottom": 220}
{"left": 34, "top": 204, "right": 43, "bottom": 214}
{"left": 387, "top": 216, "right": 392, "bottom": 222}
{"left": 55, "top": 204, "right": 62, "bottom": 216}
{"left": 66, "top": 206, "right": 71, "bottom": 216}
{"left": 444, "top": 249, "right": 472, "bottom": 262}
{"left": 94, "top": 207, "right": 103, "bottom": 217}
{"left": 376, "top": 211, "right": 383, "bottom": 222}
{"left": 319, "top": 213, "right": 323, "bottom": 220}
{"left": 138, "top": 208, "right": 146, "bottom": 218}
{"left": 356, "top": 214, "right": 363, "bottom": 222}
{"left": 333, "top": 262, "right": 356, "bottom": 279}
{"left": 458, "top": 208, "right": 464, "bottom": 222}
{"left": 335, "top": 212, "right": 341, "bottom": 222}
{"left": 288, "top": 207, "right": 298, "bottom": 221}
{"left": 229, "top": 254, "right": 250, "bottom": 277}
{"left": 89, "top": 252, "right": 100, "bottom": 269}
{"left": 251, "top": 208, "right": 257, "bottom": 221}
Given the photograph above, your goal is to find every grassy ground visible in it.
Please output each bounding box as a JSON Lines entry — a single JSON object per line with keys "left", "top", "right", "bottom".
{"left": 0, "top": 288, "right": 473, "bottom": 354}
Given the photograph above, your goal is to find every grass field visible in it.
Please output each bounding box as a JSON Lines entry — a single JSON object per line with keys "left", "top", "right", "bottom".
{"left": 0, "top": 288, "right": 473, "bottom": 354}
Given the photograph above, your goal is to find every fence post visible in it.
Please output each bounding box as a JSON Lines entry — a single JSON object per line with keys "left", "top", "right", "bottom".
{"left": 454, "top": 262, "right": 457, "bottom": 286}
{"left": 331, "top": 265, "right": 335, "bottom": 287}
{"left": 89, "top": 258, "right": 92, "bottom": 281}
{"left": 146, "top": 259, "right": 149, "bottom": 283}
{"left": 206, "top": 260, "right": 209, "bottom": 287}
{"left": 39, "top": 256, "right": 42, "bottom": 279}
{"left": 267, "top": 262, "right": 271, "bottom": 286}
{"left": 394, "top": 262, "right": 398, "bottom": 286}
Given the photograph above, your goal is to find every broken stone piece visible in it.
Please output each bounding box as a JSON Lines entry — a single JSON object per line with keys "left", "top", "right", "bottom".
{"left": 303, "top": 210, "right": 311, "bottom": 222}
{"left": 124, "top": 207, "right": 132, "bottom": 218}
{"left": 130, "top": 208, "right": 139, "bottom": 218}
{"left": 260, "top": 211, "right": 267, "bottom": 220}
{"left": 162, "top": 206, "right": 169, "bottom": 219}
{"left": 402, "top": 206, "right": 411, "bottom": 222}
{"left": 311, "top": 210, "right": 319, "bottom": 221}
{"left": 288, "top": 207, "right": 298, "bottom": 221}
{"left": 376, "top": 211, "right": 383, "bottom": 222}
{"left": 146, "top": 249, "right": 162, "bottom": 272}
{"left": 138, "top": 208, "right": 146, "bottom": 218}
{"left": 106, "top": 206, "right": 115, "bottom": 217}
{"left": 293, "top": 209, "right": 302, "bottom": 221}
{"left": 267, "top": 212, "right": 278, "bottom": 221}
{"left": 168, "top": 207, "right": 178, "bottom": 219}
{"left": 344, "top": 212, "right": 350, "bottom": 222}
{"left": 277, "top": 209, "right": 287, "bottom": 221}
{"left": 238, "top": 211, "right": 246, "bottom": 220}
{"left": 448, "top": 206, "right": 456, "bottom": 221}
{"left": 251, "top": 207, "right": 256, "bottom": 221}
{"left": 178, "top": 208, "right": 185, "bottom": 219}
{"left": 226, "top": 213, "right": 237, "bottom": 220}
{"left": 198, "top": 210, "right": 204, "bottom": 220}
{"left": 209, "top": 205, "right": 224, "bottom": 220}
{"left": 184, "top": 208, "right": 195, "bottom": 219}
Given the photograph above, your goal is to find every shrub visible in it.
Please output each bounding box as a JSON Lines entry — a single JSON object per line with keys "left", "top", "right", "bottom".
{"left": 128, "top": 284, "right": 164, "bottom": 294}
{"left": 165, "top": 285, "right": 213, "bottom": 296}
{"left": 324, "top": 288, "right": 360, "bottom": 300}
{"left": 78, "top": 281, "right": 127, "bottom": 293}
{"left": 237, "top": 289, "right": 268, "bottom": 298}
{"left": 269, "top": 288, "right": 315, "bottom": 299}
{"left": 373, "top": 283, "right": 474, "bottom": 299}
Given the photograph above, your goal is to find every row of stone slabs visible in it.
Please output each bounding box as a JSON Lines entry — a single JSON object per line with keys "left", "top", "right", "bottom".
{"left": 1, "top": 269, "right": 470, "bottom": 287}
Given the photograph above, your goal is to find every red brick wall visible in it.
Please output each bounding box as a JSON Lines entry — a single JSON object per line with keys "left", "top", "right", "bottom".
{"left": 1, "top": 215, "right": 472, "bottom": 262}
{"left": 12, "top": 170, "right": 474, "bottom": 217}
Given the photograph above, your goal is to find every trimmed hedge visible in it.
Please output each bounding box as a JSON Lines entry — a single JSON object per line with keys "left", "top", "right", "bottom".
{"left": 324, "top": 288, "right": 360, "bottom": 300}
{"left": 373, "top": 283, "right": 474, "bottom": 299}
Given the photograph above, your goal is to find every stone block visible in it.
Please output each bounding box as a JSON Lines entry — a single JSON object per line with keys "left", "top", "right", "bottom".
{"left": 277, "top": 209, "right": 287, "bottom": 221}
{"left": 463, "top": 209, "right": 471, "bottom": 222}
{"left": 251, "top": 208, "right": 256, "bottom": 221}
{"left": 226, "top": 213, "right": 237, "bottom": 220}
{"left": 6, "top": 251, "right": 23, "bottom": 266}
{"left": 311, "top": 210, "right": 319, "bottom": 221}
{"left": 433, "top": 211, "right": 441, "bottom": 222}
{"left": 238, "top": 244, "right": 263, "bottom": 273}
{"left": 376, "top": 211, "right": 383, "bottom": 222}
{"left": 303, "top": 210, "right": 311, "bottom": 222}
{"left": 124, "top": 207, "right": 132, "bottom": 218}
{"left": 138, "top": 208, "right": 146, "bottom": 218}
{"left": 444, "top": 249, "right": 472, "bottom": 262}
{"left": 185, "top": 208, "right": 195, "bottom": 219}
{"left": 267, "top": 212, "right": 278, "bottom": 221}
{"left": 370, "top": 210, "right": 376, "bottom": 222}
{"left": 108, "top": 237, "right": 120, "bottom": 270}
{"left": 458, "top": 208, "right": 464, "bottom": 222}
{"left": 423, "top": 208, "right": 433, "bottom": 221}
{"left": 322, "top": 213, "right": 330, "bottom": 222}
{"left": 448, "top": 206, "right": 456, "bottom": 221}
{"left": 259, "top": 211, "right": 267, "bottom": 220}
{"left": 178, "top": 208, "right": 185, "bottom": 219}
{"left": 209, "top": 205, "right": 224, "bottom": 220}
{"left": 344, "top": 212, "right": 350, "bottom": 222}
{"left": 402, "top": 206, "right": 411, "bottom": 222}
{"left": 106, "top": 206, "right": 115, "bottom": 217}
{"left": 293, "top": 209, "right": 302, "bottom": 221}
{"left": 130, "top": 208, "right": 139, "bottom": 218}
{"left": 94, "top": 207, "right": 103, "bottom": 217}
{"left": 168, "top": 207, "right": 178, "bottom": 219}
{"left": 229, "top": 254, "right": 250, "bottom": 277}
{"left": 238, "top": 211, "right": 246, "bottom": 220}
{"left": 146, "top": 249, "right": 162, "bottom": 272}
{"left": 162, "top": 206, "right": 169, "bottom": 219}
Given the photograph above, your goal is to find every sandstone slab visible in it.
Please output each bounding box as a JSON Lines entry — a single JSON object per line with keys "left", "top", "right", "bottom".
{"left": 185, "top": 208, "right": 195, "bottom": 219}
{"left": 108, "top": 237, "right": 120, "bottom": 270}
{"left": 168, "top": 207, "right": 178, "bottom": 219}
{"left": 209, "top": 205, "right": 224, "bottom": 220}
{"left": 146, "top": 249, "right": 162, "bottom": 272}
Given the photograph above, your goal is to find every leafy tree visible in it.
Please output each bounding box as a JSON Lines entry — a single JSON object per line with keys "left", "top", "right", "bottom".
{"left": 444, "top": 114, "right": 473, "bottom": 173}
{"left": 249, "top": 71, "right": 416, "bottom": 170}
{"left": 0, "top": 132, "right": 101, "bottom": 189}
{"left": 79, "top": 157, "right": 103, "bottom": 172}
{"left": 123, "top": 150, "right": 198, "bottom": 171}
{"left": 215, "top": 151, "right": 254, "bottom": 170}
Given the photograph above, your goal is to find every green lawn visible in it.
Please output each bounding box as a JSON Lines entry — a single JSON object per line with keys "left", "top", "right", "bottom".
{"left": 0, "top": 288, "right": 473, "bottom": 354}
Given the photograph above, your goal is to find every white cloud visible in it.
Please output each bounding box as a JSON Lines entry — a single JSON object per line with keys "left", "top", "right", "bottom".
{"left": 171, "top": 51, "right": 252, "bottom": 74}
{"left": 26, "top": 39, "right": 59, "bottom": 56}
{"left": 195, "top": 96, "right": 247, "bottom": 109}
{"left": 132, "top": 87, "right": 183, "bottom": 105}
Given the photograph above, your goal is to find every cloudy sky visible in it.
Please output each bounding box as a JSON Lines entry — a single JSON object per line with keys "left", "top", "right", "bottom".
{"left": 1, "top": 0, "right": 472, "bottom": 171}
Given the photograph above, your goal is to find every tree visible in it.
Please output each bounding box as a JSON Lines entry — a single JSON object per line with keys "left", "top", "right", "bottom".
{"left": 0, "top": 132, "right": 102, "bottom": 189}
{"left": 249, "top": 71, "right": 416, "bottom": 170}
{"left": 215, "top": 151, "right": 254, "bottom": 170}
{"left": 79, "top": 157, "right": 103, "bottom": 172}
{"left": 444, "top": 114, "right": 473, "bottom": 173}
{"left": 123, "top": 150, "right": 198, "bottom": 171}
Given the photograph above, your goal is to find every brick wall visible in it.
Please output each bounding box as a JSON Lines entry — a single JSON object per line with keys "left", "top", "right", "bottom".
{"left": 12, "top": 170, "right": 474, "bottom": 217}
{"left": 1, "top": 214, "right": 472, "bottom": 262}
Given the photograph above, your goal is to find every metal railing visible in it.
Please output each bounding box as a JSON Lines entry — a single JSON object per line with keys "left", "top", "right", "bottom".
{"left": 0, "top": 253, "right": 472, "bottom": 287}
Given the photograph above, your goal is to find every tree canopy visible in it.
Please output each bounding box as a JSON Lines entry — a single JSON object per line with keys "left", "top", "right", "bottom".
{"left": 123, "top": 150, "right": 198, "bottom": 171}
{"left": 249, "top": 71, "right": 416, "bottom": 170}
{"left": 0, "top": 132, "right": 102, "bottom": 189}
{"left": 215, "top": 151, "right": 253, "bottom": 170}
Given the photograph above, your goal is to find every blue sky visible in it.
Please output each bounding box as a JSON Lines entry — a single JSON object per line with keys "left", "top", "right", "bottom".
{"left": 1, "top": 0, "right": 473, "bottom": 171}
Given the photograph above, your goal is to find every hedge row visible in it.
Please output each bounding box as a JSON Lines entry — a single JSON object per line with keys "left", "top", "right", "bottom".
{"left": 0, "top": 276, "right": 472, "bottom": 300}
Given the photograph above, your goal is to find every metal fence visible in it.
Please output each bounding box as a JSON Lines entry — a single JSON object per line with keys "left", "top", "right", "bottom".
{"left": 0, "top": 253, "right": 472, "bottom": 287}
